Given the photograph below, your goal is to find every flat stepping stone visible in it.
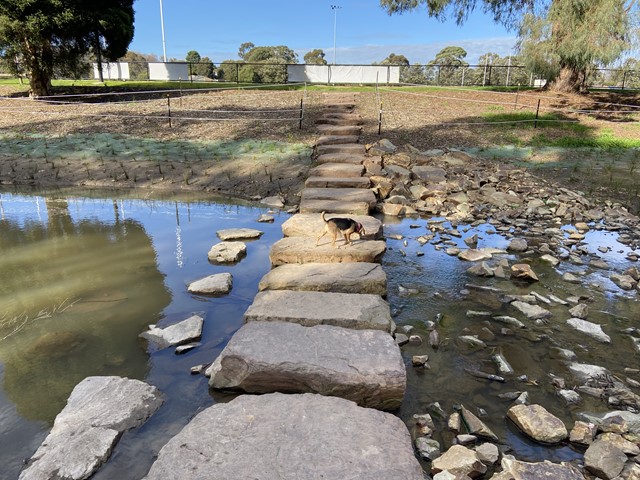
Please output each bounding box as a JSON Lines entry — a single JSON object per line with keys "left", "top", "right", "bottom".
{"left": 207, "top": 322, "right": 405, "bottom": 409}
{"left": 207, "top": 241, "right": 246, "bottom": 263}
{"left": 144, "top": 393, "right": 423, "bottom": 480}
{"left": 258, "top": 262, "right": 387, "bottom": 296}
{"left": 216, "top": 228, "right": 263, "bottom": 240}
{"left": 299, "top": 198, "right": 370, "bottom": 215}
{"left": 309, "top": 163, "right": 364, "bottom": 177}
{"left": 244, "top": 290, "right": 392, "bottom": 331}
{"left": 316, "top": 135, "right": 360, "bottom": 146}
{"left": 140, "top": 314, "right": 204, "bottom": 348}
{"left": 317, "top": 124, "right": 362, "bottom": 136}
{"left": 316, "top": 143, "right": 366, "bottom": 155}
{"left": 316, "top": 152, "right": 366, "bottom": 165}
{"left": 316, "top": 116, "right": 362, "bottom": 126}
{"left": 301, "top": 187, "right": 376, "bottom": 210}
{"left": 187, "top": 272, "right": 233, "bottom": 295}
{"left": 21, "top": 377, "right": 162, "bottom": 480}
{"left": 305, "top": 176, "right": 370, "bottom": 188}
{"left": 281, "top": 213, "right": 383, "bottom": 239}
{"left": 270, "top": 237, "right": 386, "bottom": 265}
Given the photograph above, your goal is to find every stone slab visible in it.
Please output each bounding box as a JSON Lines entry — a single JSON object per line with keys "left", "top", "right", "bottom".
{"left": 299, "top": 199, "right": 371, "bottom": 215}
{"left": 305, "top": 176, "right": 371, "bottom": 188}
{"left": 316, "top": 152, "right": 366, "bottom": 165}
{"left": 301, "top": 187, "right": 377, "bottom": 209}
{"left": 187, "top": 272, "right": 233, "bottom": 295}
{"left": 317, "top": 124, "right": 362, "bottom": 136}
{"left": 216, "top": 228, "right": 263, "bottom": 240}
{"left": 309, "top": 163, "right": 365, "bottom": 177}
{"left": 270, "top": 237, "right": 386, "bottom": 266}
{"left": 207, "top": 241, "right": 246, "bottom": 263}
{"left": 316, "top": 135, "right": 360, "bottom": 146}
{"left": 139, "top": 314, "right": 204, "bottom": 348}
{"left": 244, "top": 290, "right": 392, "bottom": 331}
{"left": 316, "top": 143, "right": 366, "bottom": 156}
{"left": 258, "top": 262, "right": 387, "bottom": 296}
{"left": 207, "top": 322, "right": 405, "bottom": 409}
{"left": 282, "top": 213, "right": 383, "bottom": 239}
{"left": 143, "top": 393, "right": 423, "bottom": 480}
{"left": 21, "top": 377, "right": 162, "bottom": 480}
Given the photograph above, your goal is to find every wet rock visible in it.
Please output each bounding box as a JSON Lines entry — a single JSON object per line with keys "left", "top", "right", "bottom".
{"left": 599, "top": 432, "right": 640, "bottom": 455}
{"left": 507, "top": 404, "right": 568, "bottom": 444}
{"left": 140, "top": 314, "right": 204, "bottom": 348}
{"left": 511, "top": 264, "right": 539, "bottom": 282}
{"left": 569, "top": 421, "right": 597, "bottom": 445}
{"left": 475, "top": 442, "right": 500, "bottom": 466}
{"left": 416, "top": 437, "right": 441, "bottom": 461}
{"left": 216, "top": 228, "right": 263, "bottom": 240}
{"left": 459, "top": 405, "right": 499, "bottom": 441}
{"left": 144, "top": 393, "right": 423, "bottom": 480}
{"left": 395, "top": 333, "right": 409, "bottom": 346}
{"left": 260, "top": 196, "right": 285, "bottom": 208}
{"left": 207, "top": 241, "right": 247, "bottom": 263}
{"left": 270, "top": 237, "right": 386, "bottom": 265}
{"left": 611, "top": 274, "right": 637, "bottom": 290}
{"left": 432, "top": 445, "right": 487, "bottom": 478}
{"left": 568, "top": 363, "right": 609, "bottom": 382}
{"left": 507, "top": 238, "right": 528, "bottom": 252}
{"left": 557, "top": 389, "right": 581, "bottom": 405}
{"left": 467, "top": 262, "right": 494, "bottom": 277}
{"left": 448, "top": 412, "right": 462, "bottom": 432}
{"left": 281, "top": 213, "right": 383, "bottom": 239}
{"left": 566, "top": 318, "right": 611, "bottom": 343}
{"left": 540, "top": 254, "right": 561, "bottom": 266}
{"left": 562, "top": 272, "right": 582, "bottom": 284}
{"left": 458, "top": 249, "right": 494, "bottom": 262}
{"left": 568, "top": 303, "right": 589, "bottom": 319}
{"left": 510, "top": 301, "right": 551, "bottom": 321}
{"left": 584, "top": 438, "right": 627, "bottom": 479}
{"left": 187, "top": 273, "right": 233, "bottom": 295}
{"left": 590, "top": 259, "right": 610, "bottom": 270}
{"left": 412, "top": 355, "right": 429, "bottom": 367}
{"left": 19, "top": 377, "right": 162, "bottom": 480}
{"left": 497, "top": 454, "right": 586, "bottom": 480}
{"left": 257, "top": 214, "right": 275, "bottom": 223}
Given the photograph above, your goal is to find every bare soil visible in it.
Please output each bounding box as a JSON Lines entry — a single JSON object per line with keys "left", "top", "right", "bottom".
{"left": 1, "top": 85, "right": 638, "bottom": 206}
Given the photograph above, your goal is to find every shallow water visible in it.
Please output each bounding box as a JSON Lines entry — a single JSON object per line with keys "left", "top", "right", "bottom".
{"left": 1, "top": 190, "right": 639, "bottom": 478}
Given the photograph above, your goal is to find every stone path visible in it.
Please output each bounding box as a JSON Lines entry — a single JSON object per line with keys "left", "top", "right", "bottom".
{"left": 146, "top": 93, "right": 422, "bottom": 477}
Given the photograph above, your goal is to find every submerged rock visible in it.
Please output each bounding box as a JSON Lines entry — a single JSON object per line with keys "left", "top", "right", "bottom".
{"left": 566, "top": 318, "right": 611, "bottom": 343}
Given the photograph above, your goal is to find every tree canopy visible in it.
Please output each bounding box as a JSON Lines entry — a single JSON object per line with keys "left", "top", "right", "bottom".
{"left": 0, "top": 0, "right": 135, "bottom": 96}
{"left": 218, "top": 44, "right": 298, "bottom": 83}
{"left": 304, "top": 49, "right": 328, "bottom": 65}
{"left": 379, "top": 53, "right": 411, "bottom": 65}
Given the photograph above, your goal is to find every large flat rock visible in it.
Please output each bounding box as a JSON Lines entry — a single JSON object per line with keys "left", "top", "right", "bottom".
{"left": 316, "top": 152, "right": 366, "bottom": 164}
{"left": 206, "top": 322, "right": 405, "bottom": 409}
{"left": 301, "top": 187, "right": 377, "bottom": 209}
{"left": 282, "top": 213, "right": 383, "bottom": 239}
{"left": 309, "top": 163, "right": 365, "bottom": 177}
{"left": 305, "top": 176, "right": 371, "bottom": 188}
{"left": 20, "top": 377, "right": 162, "bottom": 480}
{"left": 244, "top": 290, "right": 392, "bottom": 331}
{"left": 143, "top": 393, "right": 423, "bottom": 480}
{"left": 317, "top": 124, "right": 362, "bottom": 136}
{"left": 316, "top": 143, "right": 366, "bottom": 155}
{"left": 270, "top": 237, "right": 386, "bottom": 265}
{"left": 299, "top": 198, "right": 370, "bottom": 214}
{"left": 258, "top": 263, "right": 387, "bottom": 296}
{"left": 316, "top": 135, "right": 360, "bottom": 145}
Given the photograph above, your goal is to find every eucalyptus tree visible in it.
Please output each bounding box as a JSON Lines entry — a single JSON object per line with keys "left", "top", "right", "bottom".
{"left": 0, "top": 0, "right": 134, "bottom": 97}
{"left": 304, "top": 49, "right": 328, "bottom": 65}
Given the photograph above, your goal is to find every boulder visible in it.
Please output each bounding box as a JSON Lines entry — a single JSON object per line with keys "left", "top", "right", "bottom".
{"left": 139, "top": 314, "right": 204, "bottom": 348}
{"left": 568, "top": 363, "right": 609, "bottom": 382}
{"left": 507, "top": 404, "right": 568, "bottom": 444}
{"left": 270, "top": 237, "right": 386, "bottom": 266}
{"left": 511, "top": 264, "right": 539, "bottom": 282}
{"left": 569, "top": 421, "right": 597, "bottom": 445}
{"left": 187, "top": 273, "right": 232, "bottom": 295}
{"left": 301, "top": 188, "right": 377, "bottom": 210}
{"left": 510, "top": 301, "right": 551, "bottom": 321}
{"left": 20, "top": 377, "right": 162, "bottom": 480}
{"left": 207, "top": 241, "right": 246, "bottom": 263}
{"left": 460, "top": 406, "right": 499, "bottom": 441}
{"left": 144, "top": 393, "right": 423, "bottom": 480}
{"left": 584, "top": 439, "right": 627, "bottom": 479}
{"left": 431, "top": 445, "right": 487, "bottom": 478}
{"left": 412, "top": 165, "right": 447, "bottom": 183}
{"left": 260, "top": 196, "right": 285, "bottom": 208}
{"left": 258, "top": 262, "right": 387, "bottom": 296}
{"left": 207, "top": 322, "right": 405, "bottom": 410}
{"left": 566, "top": 318, "right": 611, "bottom": 343}
{"left": 508, "top": 238, "right": 528, "bottom": 252}
{"left": 281, "top": 213, "right": 383, "bottom": 239}
{"left": 216, "top": 228, "right": 263, "bottom": 240}
{"left": 498, "top": 455, "right": 586, "bottom": 480}
{"left": 244, "top": 290, "right": 393, "bottom": 331}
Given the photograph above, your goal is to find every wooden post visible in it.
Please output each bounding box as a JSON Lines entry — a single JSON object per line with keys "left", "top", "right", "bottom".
{"left": 534, "top": 99, "right": 541, "bottom": 128}
{"left": 378, "top": 102, "right": 382, "bottom": 135}
{"left": 299, "top": 98, "right": 303, "bottom": 129}
{"left": 167, "top": 94, "right": 172, "bottom": 128}
{"left": 514, "top": 84, "right": 519, "bottom": 110}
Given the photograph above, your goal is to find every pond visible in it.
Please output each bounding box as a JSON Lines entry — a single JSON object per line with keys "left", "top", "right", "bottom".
{"left": 1, "top": 189, "right": 639, "bottom": 478}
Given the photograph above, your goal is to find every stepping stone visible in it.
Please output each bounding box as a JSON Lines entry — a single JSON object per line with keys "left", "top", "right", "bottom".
{"left": 258, "top": 262, "right": 387, "bottom": 296}
{"left": 244, "top": 290, "right": 392, "bottom": 331}
{"left": 216, "top": 228, "right": 263, "bottom": 240}
{"left": 270, "top": 237, "right": 386, "bottom": 266}
{"left": 187, "top": 273, "right": 233, "bottom": 295}
{"left": 316, "top": 116, "right": 362, "bottom": 126}
{"left": 299, "top": 199, "right": 370, "bottom": 215}
{"left": 309, "top": 163, "right": 364, "bottom": 177}
{"left": 316, "top": 143, "right": 366, "bottom": 156}
{"left": 207, "top": 241, "right": 246, "bottom": 263}
{"left": 144, "top": 393, "right": 424, "bottom": 480}
{"left": 316, "top": 152, "right": 366, "bottom": 165}
{"left": 206, "top": 322, "right": 405, "bottom": 409}
{"left": 305, "top": 176, "right": 370, "bottom": 188}
{"left": 316, "top": 135, "right": 359, "bottom": 145}
{"left": 317, "top": 124, "right": 362, "bottom": 136}
{"left": 301, "top": 187, "right": 376, "bottom": 210}
{"left": 140, "top": 314, "right": 204, "bottom": 348}
{"left": 281, "top": 213, "right": 383, "bottom": 239}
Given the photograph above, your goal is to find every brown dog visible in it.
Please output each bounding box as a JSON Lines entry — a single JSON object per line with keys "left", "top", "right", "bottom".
{"left": 316, "top": 211, "right": 366, "bottom": 248}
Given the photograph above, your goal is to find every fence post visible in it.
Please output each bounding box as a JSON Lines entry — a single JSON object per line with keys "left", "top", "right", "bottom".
{"left": 622, "top": 71, "right": 627, "bottom": 91}
{"left": 167, "top": 94, "right": 172, "bottom": 128}
{"left": 299, "top": 98, "right": 303, "bottom": 129}
{"left": 179, "top": 78, "right": 183, "bottom": 107}
{"left": 514, "top": 85, "right": 519, "bottom": 110}
{"left": 236, "top": 63, "right": 239, "bottom": 85}
{"left": 534, "top": 99, "right": 541, "bottom": 128}
{"left": 461, "top": 67, "right": 465, "bottom": 86}
{"left": 378, "top": 102, "right": 382, "bottom": 135}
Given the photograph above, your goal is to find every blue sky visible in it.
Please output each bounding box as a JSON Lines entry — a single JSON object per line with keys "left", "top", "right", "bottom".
{"left": 129, "top": 0, "right": 518, "bottom": 65}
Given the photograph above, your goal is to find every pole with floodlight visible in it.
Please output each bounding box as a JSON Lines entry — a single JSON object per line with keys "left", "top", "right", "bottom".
{"left": 331, "top": 5, "right": 341, "bottom": 65}
{"left": 159, "top": 0, "right": 168, "bottom": 62}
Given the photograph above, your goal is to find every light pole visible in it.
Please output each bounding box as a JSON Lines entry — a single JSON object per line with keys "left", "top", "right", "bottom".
{"left": 331, "top": 5, "right": 341, "bottom": 65}
{"left": 159, "top": 0, "right": 167, "bottom": 62}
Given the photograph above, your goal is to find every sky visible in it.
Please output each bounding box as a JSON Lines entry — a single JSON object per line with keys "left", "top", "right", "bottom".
{"left": 129, "top": 0, "right": 519, "bottom": 65}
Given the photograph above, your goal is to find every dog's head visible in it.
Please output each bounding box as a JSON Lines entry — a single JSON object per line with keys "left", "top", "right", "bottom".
{"left": 355, "top": 222, "right": 366, "bottom": 237}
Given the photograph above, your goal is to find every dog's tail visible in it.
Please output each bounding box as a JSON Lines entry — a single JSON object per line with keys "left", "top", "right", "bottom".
{"left": 320, "top": 211, "right": 327, "bottom": 223}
